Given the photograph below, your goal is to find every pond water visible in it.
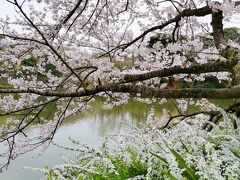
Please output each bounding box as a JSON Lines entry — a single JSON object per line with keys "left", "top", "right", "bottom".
{"left": 0, "top": 98, "right": 232, "bottom": 180}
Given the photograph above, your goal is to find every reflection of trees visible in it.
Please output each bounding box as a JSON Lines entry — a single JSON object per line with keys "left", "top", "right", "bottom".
{"left": 56, "top": 98, "right": 232, "bottom": 137}
{"left": 86, "top": 99, "right": 180, "bottom": 137}
{"left": 60, "top": 98, "right": 177, "bottom": 136}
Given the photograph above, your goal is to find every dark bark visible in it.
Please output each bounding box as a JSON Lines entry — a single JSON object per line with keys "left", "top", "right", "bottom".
{"left": 1, "top": 84, "right": 240, "bottom": 99}
{"left": 122, "top": 5, "right": 212, "bottom": 50}
{"left": 211, "top": 10, "right": 225, "bottom": 49}
{"left": 124, "top": 60, "right": 236, "bottom": 82}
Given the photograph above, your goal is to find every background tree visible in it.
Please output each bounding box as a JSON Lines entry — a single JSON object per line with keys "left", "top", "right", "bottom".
{"left": 0, "top": 0, "right": 240, "bottom": 171}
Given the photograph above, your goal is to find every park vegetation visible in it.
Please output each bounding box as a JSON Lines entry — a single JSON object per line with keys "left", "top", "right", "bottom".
{"left": 0, "top": 0, "right": 240, "bottom": 178}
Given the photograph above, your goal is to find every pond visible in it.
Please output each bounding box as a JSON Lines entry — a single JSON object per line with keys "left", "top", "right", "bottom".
{"left": 0, "top": 98, "right": 232, "bottom": 180}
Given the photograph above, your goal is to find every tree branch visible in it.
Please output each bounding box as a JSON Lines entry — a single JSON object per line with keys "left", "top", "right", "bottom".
{"left": 121, "top": 5, "right": 212, "bottom": 50}
{"left": 211, "top": 5, "right": 226, "bottom": 49}
{"left": 1, "top": 84, "right": 240, "bottom": 99}
{"left": 124, "top": 60, "right": 235, "bottom": 82}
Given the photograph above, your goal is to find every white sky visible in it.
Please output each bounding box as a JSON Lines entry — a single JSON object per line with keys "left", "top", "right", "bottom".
{"left": 1, "top": 1, "right": 16, "bottom": 17}
{"left": 0, "top": 0, "right": 239, "bottom": 32}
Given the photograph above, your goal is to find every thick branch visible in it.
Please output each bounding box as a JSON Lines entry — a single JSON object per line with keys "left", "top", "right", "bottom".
{"left": 124, "top": 60, "right": 235, "bottom": 82}
{"left": 3, "top": 58, "right": 237, "bottom": 98}
{"left": 122, "top": 5, "right": 212, "bottom": 49}
{"left": 106, "top": 84, "right": 240, "bottom": 99}
{"left": 1, "top": 84, "right": 240, "bottom": 99}
{"left": 211, "top": 7, "right": 225, "bottom": 49}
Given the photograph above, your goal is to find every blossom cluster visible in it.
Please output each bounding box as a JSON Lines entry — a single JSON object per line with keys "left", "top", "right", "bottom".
{"left": 40, "top": 108, "right": 240, "bottom": 179}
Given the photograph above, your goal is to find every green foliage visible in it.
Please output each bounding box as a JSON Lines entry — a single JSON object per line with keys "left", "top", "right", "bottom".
{"left": 45, "top": 63, "right": 63, "bottom": 77}
{"left": 184, "top": 77, "right": 227, "bottom": 88}
{"left": 20, "top": 57, "right": 62, "bottom": 77}
{"left": 39, "top": 101, "right": 58, "bottom": 120}
{"left": 224, "top": 27, "right": 240, "bottom": 43}
{"left": 113, "top": 60, "right": 134, "bottom": 70}
{"left": 199, "top": 27, "right": 240, "bottom": 48}
{"left": 84, "top": 154, "right": 146, "bottom": 179}
{"left": 147, "top": 33, "right": 173, "bottom": 48}
{"left": 110, "top": 149, "right": 147, "bottom": 178}
{"left": 166, "top": 144, "right": 199, "bottom": 180}
{"left": 44, "top": 149, "right": 147, "bottom": 180}
{"left": 147, "top": 33, "right": 187, "bottom": 48}
{"left": 21, "top": 57, "right": 37, "bottom": 67}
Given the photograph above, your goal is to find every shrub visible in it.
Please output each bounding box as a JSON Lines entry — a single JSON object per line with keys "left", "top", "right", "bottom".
{"left": 41, "top": 108, "right": 240, "bottom": 179}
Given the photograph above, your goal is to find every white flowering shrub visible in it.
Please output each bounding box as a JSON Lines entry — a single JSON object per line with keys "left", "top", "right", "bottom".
{"left": 41, "top": 108, "right": 240, "bottom": 179}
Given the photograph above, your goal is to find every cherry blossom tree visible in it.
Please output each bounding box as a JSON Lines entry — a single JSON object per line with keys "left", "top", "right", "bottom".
{"left": 0, "top": 0, "right": 240, "bottom": 171}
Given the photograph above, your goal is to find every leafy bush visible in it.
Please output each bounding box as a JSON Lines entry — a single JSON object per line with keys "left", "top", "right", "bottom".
{"left": 45, "top": 63, "right": 63, "bottom": 77}
{"left": 21, "top": 57, "right": 62, "bottom": 77}
{"left": 41, "top": 108, "right": 240, "bottom": 179}
{"left": 21, "top": 57, "right": 38, "bottom": 67}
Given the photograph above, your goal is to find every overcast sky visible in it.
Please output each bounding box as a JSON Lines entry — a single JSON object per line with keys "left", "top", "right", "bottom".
{"left": 1, "top": 1, "right": 16, "bottom": 17}
{"left": 0, "top": 0, "right": 239, "bottom": 31}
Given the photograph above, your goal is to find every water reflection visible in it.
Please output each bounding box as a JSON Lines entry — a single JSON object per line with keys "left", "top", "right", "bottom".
{"left": 60, "top": 100, "right": 175, "bottom": 139}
